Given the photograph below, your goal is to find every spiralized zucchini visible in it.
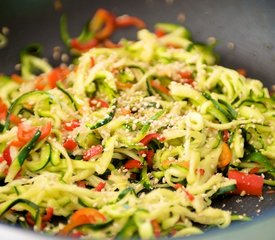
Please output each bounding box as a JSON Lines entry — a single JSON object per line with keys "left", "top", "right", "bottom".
{"left": 0, "top": 23, "right": 274, "bottom": 239}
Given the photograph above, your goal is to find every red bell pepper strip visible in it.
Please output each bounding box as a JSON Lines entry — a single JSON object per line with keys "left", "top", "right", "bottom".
{"left": 3, "top": 145, "right": 12, "bottom": 166}
{"left": 140, "top": 133, "right": 165, "bottom": 146}
{"left": 63, "top": 119, "right": 81, "bottom": 131}
{"left": 39, "top": 122, "right": 52, "bottom": 140}
{"left": 95, "top": 182, "right": 106, "bottom": 192}
{"left": 63, "top": 137, "right": 78, "bottom": 151}
{"left": 124, "top": 159, "right": 142, "bottom": 169}
{"left": 115, "top": 15, "right": 146, "bottom": 29}
{"left": 139, "top": 150, "right": 154, "bottom": 167}
{"left": 47, "top": 66, "right": 70, "bottom": 88}
{"left": 42, "top": 207, "right": 54, "bottom": 222}
{"left": 70, "top": 38, "right": 98, "bottom": 52}
{"left": 83, "top": 145, "right": 103, "bottom": 161}
{"left": 89, "top": 8, "right": 116, "bottom": 40}
{"left": 150, "top": 80, "right": 170, "bottom": 94}
{"left": 228, "top": 170, "right": 264, "bottom": 196}
{"left": 0, "top": 99, "right": 8, "bottom": 120}
{"left": 59, "top": 208, "right": 107, "bottom": 236}
{"left": 179, "top": 71, "right": 192, "bottom": 79}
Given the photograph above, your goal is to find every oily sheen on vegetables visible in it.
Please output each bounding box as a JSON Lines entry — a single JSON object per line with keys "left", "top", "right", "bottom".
{"left": 0, "top": 16, "right": 274, "bottom": 239}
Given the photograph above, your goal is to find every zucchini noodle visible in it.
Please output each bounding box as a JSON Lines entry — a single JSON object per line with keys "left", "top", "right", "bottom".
{"left": 0, "top": 22, "right": 274, "bottom": 239}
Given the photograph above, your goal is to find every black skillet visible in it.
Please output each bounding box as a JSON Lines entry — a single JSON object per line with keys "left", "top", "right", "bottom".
{"left": 0, "top": 0, "right": 274, "bottom": 239}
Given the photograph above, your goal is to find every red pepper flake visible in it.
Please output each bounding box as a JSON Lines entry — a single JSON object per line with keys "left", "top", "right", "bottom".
{"left": 196, "top": 168, "right": 205, "bottom": 176}
{"left": 89, "top": 98, "right": 109, "bottom": 109}
{"left": 63, "top": 137, "right": 78, "bottom": 151}
{"left": 124, "top": 159, "right": 143, "bottom": 169}
{"left": 139, "top": 150, "right": 154, "bottom": 167}
{"left": 63, "top": 119, "right": 81, "bottom": 131}
{"left": 140, "top": 133, "right": 165, "bottom": 146}
{"left": 95, "top": 182, "right": 106, "bottom": 192}
{"left": 174, "top": 183, "right": 194, "bottom": 201}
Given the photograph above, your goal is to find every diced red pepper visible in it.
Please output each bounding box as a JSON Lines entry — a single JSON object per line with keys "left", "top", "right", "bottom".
{"left": 150, "top": 80, "right": 170, "bottom": 94}
{"left": 179, "top": 71, "right": 192, "bottom": 79}
{"left": 139, "top": 150, "right": 154, "bottom": 167}
{"left": 116, "top": 81, "right": 133, "bottom": 90}
{"left": 124, "top": 159, "right": 142, "bottom": 169}
{"left": 10, "top": 114, "right": 21, "bottom": 125}
{"left": 115, "top": 15, "right": 146, "bottom": 29}
{"left": 35, "top": 75, "right": 47, "bottom": 90}
{"left": 63, "top": 138, "right": 78, "bottom": 151}
{"left": 95, "top": 182, "right": 106, "bottom": 192}
{"left": 89, "top": 98, "right": 109, "bottom": 109}
{"left": 63, "top": 120, "right": 81, "bottom": 131}
{"left": 228, "top": 170, "right": 264, "bottom": 196}
{"left": 140, "top": 133, "right": 165, "bottom": 146}
{"left": 83, "top": 145, "right": 103, "bottom": 161}
{"left": 178, "top": 71, "right": 195, "bottom": 87}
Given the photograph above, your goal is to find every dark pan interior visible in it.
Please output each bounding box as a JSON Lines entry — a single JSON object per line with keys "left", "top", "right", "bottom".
{"left": 0, "top": 0, "right": 274, "bottom": 239}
